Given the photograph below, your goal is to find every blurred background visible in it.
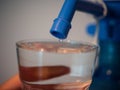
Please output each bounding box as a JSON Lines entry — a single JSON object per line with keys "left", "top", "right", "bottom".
{"left": 0, "top": 0, "right": 96, "bottom": 83}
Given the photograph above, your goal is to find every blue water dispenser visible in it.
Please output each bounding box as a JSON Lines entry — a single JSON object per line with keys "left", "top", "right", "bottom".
{"left": 90, "top": 1, "right": 120, "bottom": 90}
{"left": 50, "top": 0, "right": 120, "bottom": 89}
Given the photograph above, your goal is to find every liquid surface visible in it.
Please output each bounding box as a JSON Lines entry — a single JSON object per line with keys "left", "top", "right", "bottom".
{"left": 17, "top": 41, "right": 96, "bottom": 53}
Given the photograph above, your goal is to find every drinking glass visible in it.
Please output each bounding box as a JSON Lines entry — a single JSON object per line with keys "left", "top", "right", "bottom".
{"left": 16, "top": 39, "right": 98, "bottom": 90}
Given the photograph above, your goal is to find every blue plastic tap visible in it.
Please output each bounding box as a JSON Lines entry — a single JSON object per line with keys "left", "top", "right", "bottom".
{"left": 50, "top": 0, "right": 106, "bottom": 39}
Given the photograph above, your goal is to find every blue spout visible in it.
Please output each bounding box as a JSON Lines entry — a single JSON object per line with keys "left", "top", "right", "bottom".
{"left": 50, "top": 0, "right": 106, "bottom": 39}
{"left": 50, "top": 0, "right": 78, "bottom": 39}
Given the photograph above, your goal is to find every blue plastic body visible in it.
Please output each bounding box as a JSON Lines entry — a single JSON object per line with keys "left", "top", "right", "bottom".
{"left": 87, "top": 1, "right": 120, "bottom": 42}
{"left": 90, "top": 1, "right": 120, "bottom": 90}
{"left": 98, "top": 18, "right": 120, "bottom": 42}
{"left": 50, "top": 0, "right": 104, "bottom": 39}
{"left": 98, "top": 1, "right": 120, "bottom": 42}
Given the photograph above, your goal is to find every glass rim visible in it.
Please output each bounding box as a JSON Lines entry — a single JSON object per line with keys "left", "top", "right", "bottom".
{"left": 16, "top": 39, "right": 98, "bottom": 53}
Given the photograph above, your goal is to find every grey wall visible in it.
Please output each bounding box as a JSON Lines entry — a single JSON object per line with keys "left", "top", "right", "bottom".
{"left": 0, "top": 0, "right": 96, "bottom": 83}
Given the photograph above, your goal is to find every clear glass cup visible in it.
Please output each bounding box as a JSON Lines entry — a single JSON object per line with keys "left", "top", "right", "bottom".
{"left": 16, "top": 39, "right": 98, "bottom": 90}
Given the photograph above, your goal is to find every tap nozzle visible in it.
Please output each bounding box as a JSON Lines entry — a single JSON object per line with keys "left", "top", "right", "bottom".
{"left": 50, "top": 0, "right": 78, "bottom": 39}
